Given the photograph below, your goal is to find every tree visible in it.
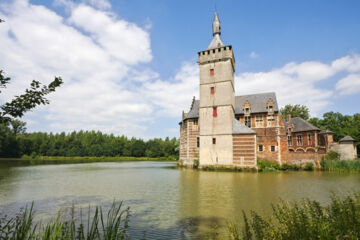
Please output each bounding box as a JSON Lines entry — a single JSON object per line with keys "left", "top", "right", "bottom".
{"left": 0, "top": 70, "right": 63, "bottom": 123}
{"left": 280, "top": 104, "right": 310, "bottom": 120}
{"left": 10, "top": 119, "right": 27, "bottom": 134}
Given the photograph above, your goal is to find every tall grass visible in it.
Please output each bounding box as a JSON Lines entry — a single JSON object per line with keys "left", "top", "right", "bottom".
{"left": 321, "top": 151, "right": 360, "bottom": 172}
{"left": 228, "top": 192, "right": 360, "bottom": 240}
{"left": 0, "top": 202, "right": 130, "bottom": 240}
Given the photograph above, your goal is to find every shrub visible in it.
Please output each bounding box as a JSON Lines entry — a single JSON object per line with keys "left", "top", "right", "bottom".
{"left": 193, "top": 159, "right": 199, "bottom": 169}
{"left": 303, "top": 162, "right": 314, "bottom": 171}
{"left": 257, "top": 160, "right": 281, "bottom": 172}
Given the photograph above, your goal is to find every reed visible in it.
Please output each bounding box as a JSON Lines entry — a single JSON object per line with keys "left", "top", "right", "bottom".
{"left": 0, "top": 202, "right": 130, "bottom": 240}
{"left": 228, "top": 192, "right": 360, "bottom": 240}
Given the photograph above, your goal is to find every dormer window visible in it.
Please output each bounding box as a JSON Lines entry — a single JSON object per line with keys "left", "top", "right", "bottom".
{"left": 243, "top": 101, "right": 251, "bottom": 115}
{"left": 266, "top": 99, "right": 275, "bottom": 113}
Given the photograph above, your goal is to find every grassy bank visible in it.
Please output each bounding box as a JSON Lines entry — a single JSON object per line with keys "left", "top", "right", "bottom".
{"left": 0, "top": 155, "right": 177, "bottom": 165}
{"left": 228, "top": 192, "right": 360, "bottom": 240}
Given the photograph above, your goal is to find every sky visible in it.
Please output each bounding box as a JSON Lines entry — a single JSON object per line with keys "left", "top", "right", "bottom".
{"left": 0, "top": 0, "right": 360, "bottom": 139}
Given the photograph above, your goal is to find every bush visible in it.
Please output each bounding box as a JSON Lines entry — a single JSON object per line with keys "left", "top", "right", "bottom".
{"left": 303, "top": 162, "right": 314, "bottom": 171}
{"left": 228, "top": 192, "right": 360, "bottom": 240}
{"left": 257, "top": 160, "right": 281, "bottom": 172}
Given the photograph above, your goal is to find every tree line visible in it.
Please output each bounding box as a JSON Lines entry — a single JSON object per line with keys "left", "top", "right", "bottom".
{"left": 0, "top": 123, "right": 179, "bottom": 158}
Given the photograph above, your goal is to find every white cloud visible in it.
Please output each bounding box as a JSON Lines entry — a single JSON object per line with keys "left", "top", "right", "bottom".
{"left": 336, "top": 74, "right": 360, "bottom": 96}
{"left": 249, "top": 51, "right": 259, "bottom": 59}
{"left": 140, "top": 62, "right": 199, "bottom": 117}
{"left": 1, "top": 0, "right": 359, "bottom": 138}
{"left": 84, "top": 0, "right": 111, "bottom": 10}
{"left": 0, "top": 0, "right": 153, "bottom": 136}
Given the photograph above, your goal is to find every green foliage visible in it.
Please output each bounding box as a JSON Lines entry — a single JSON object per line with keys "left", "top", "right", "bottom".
{"left": 0, "top": 70, "right": 63, "bottom": 123}
{"left": 0, "top": 202, "right": 130, "bottom": 239}
{"left": 257, "top": 160, "right": 309, "bottom": 171}
{"left": 257, "top": 160, "right": 281, "bottom": 171}
{"left": 309, "top": 112, "right": 360, "bottom": 152}
{"left": 321, "top": 158, "right": 360, "bottom": 172}
{"left": 193, "top": 159, "right": 199, "bottom": 168}
{"left": 303, "top": 162, "right": 314, "bottom": 171}
{"left": 280, "top": 104, "right": 310, "bottom": 120}
{"left": 229, "top": 192, "right": 360, "bottom": 240}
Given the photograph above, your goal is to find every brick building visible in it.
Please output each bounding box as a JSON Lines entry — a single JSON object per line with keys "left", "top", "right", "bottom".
{"left": 179, "top": 12, "right": 353, "bottom": 168}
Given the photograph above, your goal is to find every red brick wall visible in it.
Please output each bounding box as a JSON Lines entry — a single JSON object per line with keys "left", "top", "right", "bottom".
{"left": 179, "top": 120, "right": 199, "bottom": 163}
{"left": 233, "top": 134, "right": 256, "bottom": 167}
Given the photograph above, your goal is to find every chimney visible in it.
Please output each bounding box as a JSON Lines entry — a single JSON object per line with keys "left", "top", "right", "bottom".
{"left": 286, "top": 114, "right": 291, "bottom": 123}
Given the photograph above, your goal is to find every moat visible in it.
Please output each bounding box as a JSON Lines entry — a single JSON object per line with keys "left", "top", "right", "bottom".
{"left": 1, "top": 161, "right": 360, "bottom": 239}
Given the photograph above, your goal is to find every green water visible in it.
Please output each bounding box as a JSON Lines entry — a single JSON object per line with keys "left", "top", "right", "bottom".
{"left": 0, "top": 161, "right": 360, "bottom": 239}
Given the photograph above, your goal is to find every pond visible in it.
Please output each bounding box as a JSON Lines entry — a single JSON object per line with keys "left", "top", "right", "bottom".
{"left": 0, "top": 161, "right": 360, "bottom": 239}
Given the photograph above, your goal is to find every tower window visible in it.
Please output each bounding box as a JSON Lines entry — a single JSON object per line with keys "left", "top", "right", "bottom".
{"left": 213, "top": 107, "right": 217, "bottom": 117}
{"left": 197, "top": 137, "right": 200, "bottom": 148}
{"left": 212, "top": 138, "right": 216, "bottom": 144}
{"left": 210, "top": 87, "right": 215, "bottom": 95}
{"left": 210, "top": 69, "right": 214, "bottom": 76}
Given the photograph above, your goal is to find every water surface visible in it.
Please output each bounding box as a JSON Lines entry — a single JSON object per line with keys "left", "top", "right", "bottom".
{"left": 1, "top": 161, "right": 360, "bottom": 239}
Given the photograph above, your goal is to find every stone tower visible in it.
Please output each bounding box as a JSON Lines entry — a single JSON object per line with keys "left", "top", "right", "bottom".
{"left": 198, "top": 12, "right": 236, "bottom": 166}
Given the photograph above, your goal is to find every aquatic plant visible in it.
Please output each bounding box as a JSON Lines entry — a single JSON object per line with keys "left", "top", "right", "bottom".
{"left": 0, "top": 202, "right": 130, "bottom": 240}
{"left": 228, "top": 192, "right": 360, "bottom": 240}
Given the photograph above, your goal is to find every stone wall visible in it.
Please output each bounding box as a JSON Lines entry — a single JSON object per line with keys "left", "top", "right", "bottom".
{"left": 330, "top": 142, "right": 357, "bottom": 160}
{"left": 284, "top": 151, "right": 325, "bottom": 167}
{"left": 232, "top": 134, "right": 256, "bottom": 167}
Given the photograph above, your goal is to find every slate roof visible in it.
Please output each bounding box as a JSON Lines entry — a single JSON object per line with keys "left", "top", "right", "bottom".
{"left": 339, "top": 136, "right": 355, "bottom": 142}
{"left": 183, "top": 92, "right": 279, "bottom": 120}
{"left": 232, "top": 118, "right": 255, "bottom": 135}
{"left": 234, "top": 92, "right": 278, "bottom": 114}
{"left": 286, "top": 117, "right": 320, "bottom": 133}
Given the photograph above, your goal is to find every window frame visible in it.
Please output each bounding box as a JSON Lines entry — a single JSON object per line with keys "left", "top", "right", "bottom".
{"left": 258, "top": 145, "right": 264, "bottom": 152}
{"left": 288, "top": 135, "right": 292, "bottom": 146}
{"left": 297, "top": 135, "right": 303, "bottom": 146}
{"left": 245, "top": 116, "right": 251, "bottom": 128}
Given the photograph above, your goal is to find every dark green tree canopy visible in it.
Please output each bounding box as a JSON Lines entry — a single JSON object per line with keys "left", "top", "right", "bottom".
{"left": 280, "top": 104, "right": 310, "bottom": 120}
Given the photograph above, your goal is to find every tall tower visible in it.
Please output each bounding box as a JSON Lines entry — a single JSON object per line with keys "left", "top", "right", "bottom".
{"left": 198, "top": 12, "right": 236, "bottom": 166}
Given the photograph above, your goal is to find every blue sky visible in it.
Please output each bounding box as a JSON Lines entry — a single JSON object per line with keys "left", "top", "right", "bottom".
{"left": 0, "top": 0, "right": 359, "bottom": 138}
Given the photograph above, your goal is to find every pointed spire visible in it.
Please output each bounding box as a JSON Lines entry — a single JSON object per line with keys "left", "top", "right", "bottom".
{"left": 208, "top": 12, "right": 224, "bottom": 49}
{"left": 212, "top": 12, "right": 221, "bottom": 36}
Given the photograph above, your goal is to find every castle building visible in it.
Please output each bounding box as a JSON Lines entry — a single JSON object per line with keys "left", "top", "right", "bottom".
{"left": 179, "top": 13, "right": 356, "bottom": 168}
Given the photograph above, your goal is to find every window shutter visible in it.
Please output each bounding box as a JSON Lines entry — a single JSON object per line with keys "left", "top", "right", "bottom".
{"left": 213, "top": 107, "right": 217, "bottom": 117}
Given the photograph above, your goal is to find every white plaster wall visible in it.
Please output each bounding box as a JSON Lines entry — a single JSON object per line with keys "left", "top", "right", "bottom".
{"left": 199, "top": 135, "right": 233, "bottom": 165}
{"left": 199, "top": 60, "right": 234, "bottom": 86}
{"left": 199, "top": 106, "right": 234, "bottom": 135}
{"left": 200, "top": 81, "right": 235, "bottom": 108}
